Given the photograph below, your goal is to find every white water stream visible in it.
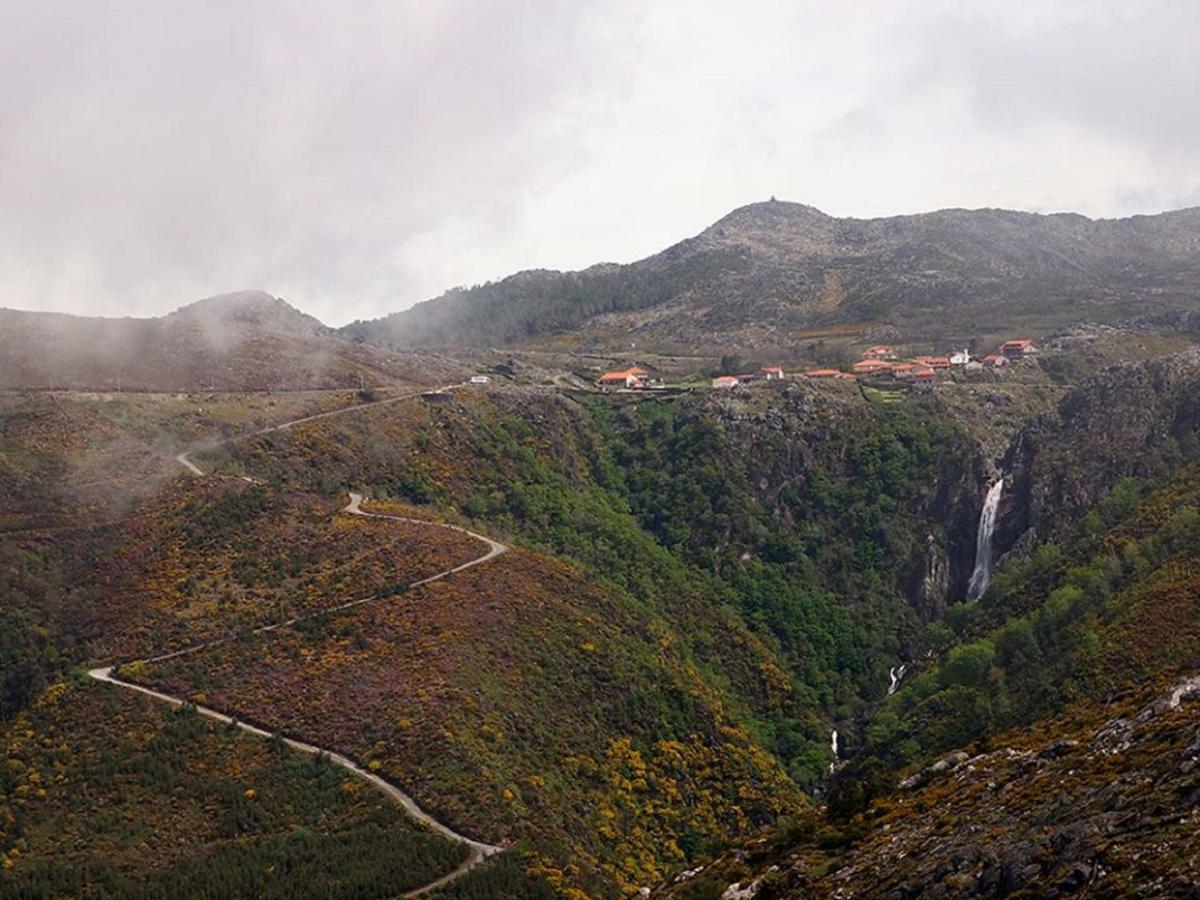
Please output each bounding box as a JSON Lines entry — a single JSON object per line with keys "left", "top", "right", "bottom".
{"left": 967, "top": 477, "right": 1004, "bottom": 601}
{"left": 888, "top": 664, "right": 907, "bottom": 695}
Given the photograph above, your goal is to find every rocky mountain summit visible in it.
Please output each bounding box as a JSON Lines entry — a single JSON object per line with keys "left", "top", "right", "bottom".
{"left": 342, "top": 201, "right": 1200, "bottom": 352}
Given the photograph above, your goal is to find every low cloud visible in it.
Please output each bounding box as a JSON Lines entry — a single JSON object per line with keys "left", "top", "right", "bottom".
{"left": 1, "top": 1, "right": 1196, "bottom": 325}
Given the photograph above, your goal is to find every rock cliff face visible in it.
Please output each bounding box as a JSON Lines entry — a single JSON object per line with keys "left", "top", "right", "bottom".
{"left": 691, "top": 383, "right": 987, "bottom": 618}
{"left": 908, "top": 534, "right": 952, "bottom": 618}
{"left": 996, "top": 349, "right": 1200, "bottom": 554}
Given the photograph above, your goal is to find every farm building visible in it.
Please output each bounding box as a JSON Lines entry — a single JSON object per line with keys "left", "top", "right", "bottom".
{"left": 1000, "top": 339, "right": 1037, "bottom": 360}
{"left": 862, "top": 345, "right": 898, "bottom": 360}
{"left": 598, "top": 366, "right": 649, "bottom": 388}
{"left": 852, "top": 359, "right": 893, "bottom": 376}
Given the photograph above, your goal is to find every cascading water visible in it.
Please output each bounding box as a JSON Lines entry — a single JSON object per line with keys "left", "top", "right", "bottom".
{"left": 967, "top": 477, "right": 1004, "bottom": 601}
{"left": 888, "top": 664, "right": 907, "bottom": 695}
{"left": 828, "top": 729, "right": 839, "bottom": 774}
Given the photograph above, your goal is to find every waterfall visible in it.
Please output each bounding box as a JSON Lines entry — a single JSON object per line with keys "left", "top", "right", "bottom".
{"left": 830, "top": 729, "right": 838, "bottom": 757}
{"left": 888, "top": 664, "right": 907, "bottom": 695}
{"left": 967, "top": 477, "right": 1004, "bottom": 601}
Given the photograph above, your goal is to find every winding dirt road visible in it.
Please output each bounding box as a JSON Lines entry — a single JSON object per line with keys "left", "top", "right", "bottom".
{"left": 87, "top": 383, "right": 508, "bottom": 896}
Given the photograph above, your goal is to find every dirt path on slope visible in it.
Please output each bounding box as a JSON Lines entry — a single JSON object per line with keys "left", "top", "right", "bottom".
{"left": 88, "top": 384, "right": 508, "bottom": 896}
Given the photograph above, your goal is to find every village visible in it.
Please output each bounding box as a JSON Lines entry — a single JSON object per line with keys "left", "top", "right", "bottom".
{"left": 593, "top": 339, "right": 1037, "bottom": 391}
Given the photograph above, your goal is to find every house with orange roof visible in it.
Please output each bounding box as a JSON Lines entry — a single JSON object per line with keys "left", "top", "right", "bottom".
{"left": 804, "top": 368, "right": 841, "bottom": 378}
{"left": 761, "top": 365, "right": 785, "bottom": 381}
{"left": 914, "top": 356, "right": 951, "bottom": 370}
{"left": 862, "top": 345, "right": 898, "bottom": 361}
{"left": 852, "top": 359, "right": 893, "bottom": 376}
{"left": 598, "top": 366, "right": 650, "bottom": 388}
{"left": 1000, "top": 339, "right": 1036, "bottom": 361}
{"left": 983, "top": 353, "right": 1008, "bottom": 368}
{"left": 711, "top": 375, "right": 741, "bottom": 389}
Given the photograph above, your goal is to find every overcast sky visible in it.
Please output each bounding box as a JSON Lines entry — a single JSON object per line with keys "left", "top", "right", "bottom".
{"left": 2, "top": 0, "right": 1197, "bottom": 325}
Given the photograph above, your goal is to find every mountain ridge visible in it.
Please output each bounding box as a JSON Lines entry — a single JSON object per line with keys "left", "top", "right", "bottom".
{"left": 340, "top": 200, "right": 1200, "bottom": 352}
{"left": 0, "top": 291, "right": 464, "bottom": 392}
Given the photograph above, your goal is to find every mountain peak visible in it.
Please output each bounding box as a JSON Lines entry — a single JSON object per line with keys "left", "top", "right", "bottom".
{"left": 708, "top": 198, "right": 832, "bottom": 230}
{"left": 169, "top": 291, "right": 329, "bottom": 336}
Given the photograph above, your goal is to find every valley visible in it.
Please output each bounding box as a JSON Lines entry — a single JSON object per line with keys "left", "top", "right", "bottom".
{"left": 4, "top": 204, "right": 1200, "bottom": 898}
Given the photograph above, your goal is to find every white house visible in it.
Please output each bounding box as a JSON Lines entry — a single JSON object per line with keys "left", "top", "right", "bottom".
{"left": 949, "top": 349, "right": 970, "bottom": 366}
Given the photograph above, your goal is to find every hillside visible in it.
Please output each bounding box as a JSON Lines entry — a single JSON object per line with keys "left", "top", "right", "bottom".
{"left": 0, "top": 291, "right": 465, "bottom": 391}
{"left": 4, "top": 320, "right": 1200, "bottom": 896}
{"left": 649, "top": 357, "right": 1200, "bottom": 898}
{"left": 1, "top": 681, "right": 470, "bottom": 897}
{"left": 341, "top": 202, "right": 1200, "bottom": 353}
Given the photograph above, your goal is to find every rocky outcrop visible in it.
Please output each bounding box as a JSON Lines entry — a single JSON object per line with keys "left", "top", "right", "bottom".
{"left": 700, "top": 383, "right": 987, "bottom": 617}
{"left": 996, "top": 348, "right": 1200, "bottom": 551}
{"left": 908, "top": 535, "right": 951, "bottom": 617}
{"left": 656, "top": 672, "right": 1200, "bottom": 898}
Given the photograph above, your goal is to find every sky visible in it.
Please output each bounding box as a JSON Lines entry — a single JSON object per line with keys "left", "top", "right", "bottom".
{"left": 1, "top": 0, "right": 1197, "bottom": 325}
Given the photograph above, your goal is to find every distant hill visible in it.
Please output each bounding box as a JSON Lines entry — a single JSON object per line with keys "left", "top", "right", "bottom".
{"left": 341, "top": 202, "right": 1200, "bottom": 352}
{"left": 0, "top": 291, "right": 464, "bottom": 391}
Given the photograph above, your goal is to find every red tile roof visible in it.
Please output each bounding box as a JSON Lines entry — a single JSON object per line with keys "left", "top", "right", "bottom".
{"left": 599, "top": 367, "right": 646, "bottom": 382}
{"left": 853, "top": 359, "right": 892, "bottom": 372}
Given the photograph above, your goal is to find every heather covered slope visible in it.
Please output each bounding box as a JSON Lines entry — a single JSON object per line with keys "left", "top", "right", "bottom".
{"left": 8, "top": 341, "right": 1200, "bottom": 896}
{"left": 0, "top": 386, "right": 416, "bottom": 531}
{"left": 3, "top": 385, "right": 810, "bottom": 895}
{"left": 84, "top": 480, "right": 488, "bottom": 660}
{"left": 200, "top": 381, "right": 1014, "bottom": 785}
{"left": 342, "top": 202, "right": 1200, "bottom": 353}
{"left": 0, "top": 680, "right": 469, "bottom": 897}
{"left": 136, "top": 542, "right": 803, "bottom": 895}
{"left": 0, "top": 291, "right": 465, "bottom": 391}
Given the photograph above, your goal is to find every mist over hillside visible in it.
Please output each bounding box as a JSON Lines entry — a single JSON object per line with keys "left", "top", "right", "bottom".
{"left": 0, "top": 291, "right": 465, "bottom": 392}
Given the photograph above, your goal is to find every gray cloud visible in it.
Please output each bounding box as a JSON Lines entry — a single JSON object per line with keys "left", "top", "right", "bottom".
{"left": 912, "top": 2, "right": 1200, "bottom": 165}
{"left": 0, "top": 0, "right": 626, "bottom": 322}
{"left": 1, "top": 1, "right": 1197, "bottom": 325}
